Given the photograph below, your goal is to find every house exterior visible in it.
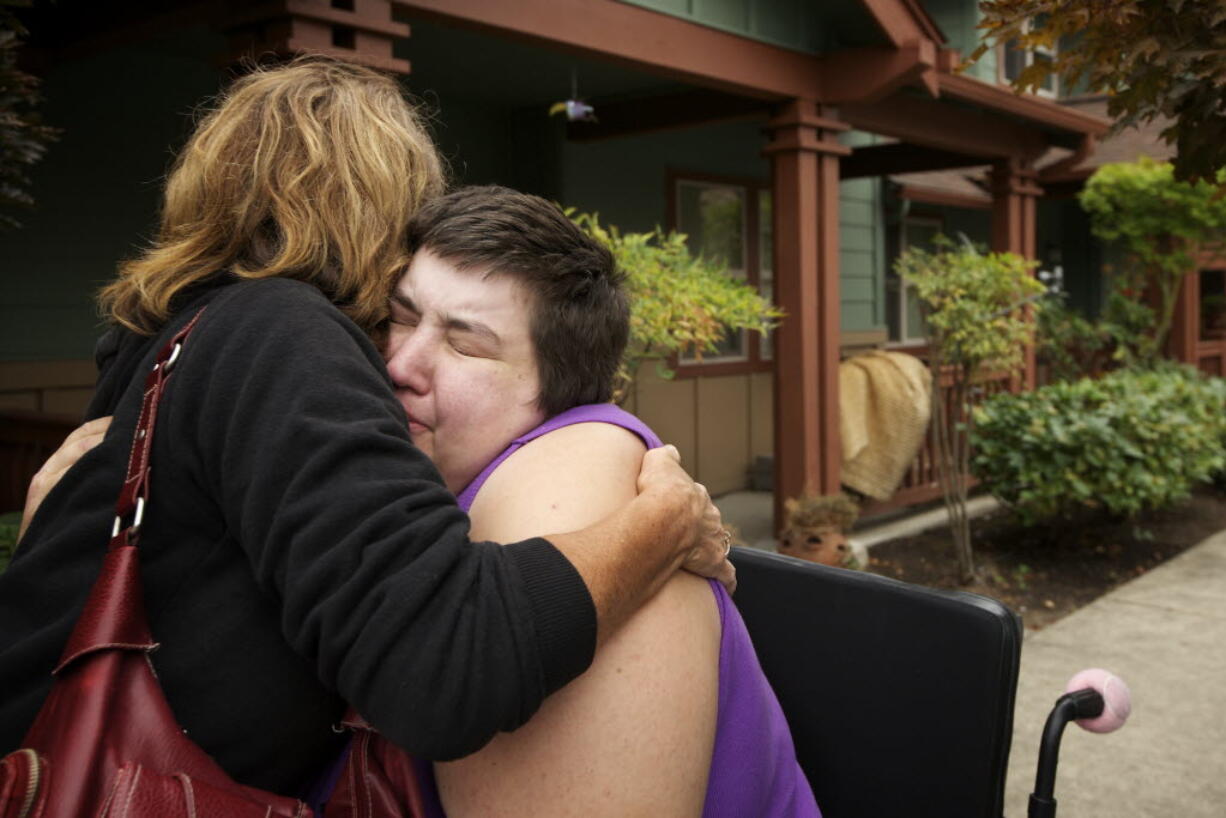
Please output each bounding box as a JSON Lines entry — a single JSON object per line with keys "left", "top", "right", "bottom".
{"left": 1, "top": 0, "right": 1114, "bottom": 523}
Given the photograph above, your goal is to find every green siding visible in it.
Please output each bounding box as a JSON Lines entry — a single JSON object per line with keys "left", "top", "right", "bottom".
{"left": 0, "top": 29, "right": 226, "bottom": 362}
{"left": 559, "top": 121, "right": 885, "bottom": 333}
{"left": 923, "top": 0, "right": 997, "bottom": 83}
{"left": 560, "top": 119, "right": 769, "bottom": 233}
{"left": 622, "top": 0, "right": 823, "bottom": 54}
{"left": 838, "top": 131, "right": 886, "bottom": 332}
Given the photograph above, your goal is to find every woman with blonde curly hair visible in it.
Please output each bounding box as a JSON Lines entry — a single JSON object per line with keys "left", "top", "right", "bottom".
{"left": 0, "top": 57, "right": 730, "bottom": 798}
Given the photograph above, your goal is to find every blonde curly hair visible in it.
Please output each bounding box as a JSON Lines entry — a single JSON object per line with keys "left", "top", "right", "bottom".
{"left": 99, "top": 56, "right": 445, "bottom": 335}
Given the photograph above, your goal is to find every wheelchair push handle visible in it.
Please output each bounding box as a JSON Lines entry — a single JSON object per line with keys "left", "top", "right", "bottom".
{"left": 1029, "top": 669, "right": 1132, "bottom": 818}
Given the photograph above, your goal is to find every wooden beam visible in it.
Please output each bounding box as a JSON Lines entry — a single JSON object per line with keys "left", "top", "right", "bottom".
{"left": 817, "top": 40, "right": 938, "bottom": 104}
{"left": 392, "top": 0, "right": 822, "bottom": 101}
{"left": 224, "top": 0, "right": 411, "bottom": 73}
{"left": 898, "top": 185, "right": 991, "bottom": 210}
{"left": 938, "top": 73, "right": 1110, "bottom": 144}
{"left": 1039, "top": 135, "right": 1097, "bottom": 183}
{"left": 566, "top": 89, "right": 768, "bottom": 142}
{"left": 841, "top": 142, "right": 987, "bottom": 179}
{"left": 858, "top": 0, "right": 943, "bottom": 47}
{"left": 841, "top": 93, "right": 1049, "bottom": 160}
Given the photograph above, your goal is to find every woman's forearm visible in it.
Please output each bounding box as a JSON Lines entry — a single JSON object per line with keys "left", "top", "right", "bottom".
{"left": 546, "top": 446, "right": 729, "bottom": 646}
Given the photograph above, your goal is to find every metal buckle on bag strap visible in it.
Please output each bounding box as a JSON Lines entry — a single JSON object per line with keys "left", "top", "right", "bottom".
{"left": 111, "top": 496, "right": 145, "bottom": 539}
{"left": 109, "top": 309, "right": 206, "bottom": 548}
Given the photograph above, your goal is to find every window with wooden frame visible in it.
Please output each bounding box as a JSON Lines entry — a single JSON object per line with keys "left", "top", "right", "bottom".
{"left": 670, "top": 172, "right": 774, "bottom": 376}
{"left": 886, "top": 213, "right": 942, "bottom": 345}
{"left": 999, "top": 18, "right": 1058, "bottom": 98}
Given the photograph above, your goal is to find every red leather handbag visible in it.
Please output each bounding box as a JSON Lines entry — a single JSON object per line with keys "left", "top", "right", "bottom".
{"left": 0, "top": 311, "right": 311, "bottom": 818}
{"left": 323, "top": 711, "right": 430, "bottom": 818}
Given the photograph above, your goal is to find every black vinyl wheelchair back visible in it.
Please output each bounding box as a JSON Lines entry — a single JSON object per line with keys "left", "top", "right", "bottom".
{"left": 730, "top": 547, "right": 1110, "bottom": 818}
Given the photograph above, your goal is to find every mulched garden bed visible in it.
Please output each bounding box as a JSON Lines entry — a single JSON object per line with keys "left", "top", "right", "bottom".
{"left": 864, "top": 486, "right": 1226, "bottom": 630}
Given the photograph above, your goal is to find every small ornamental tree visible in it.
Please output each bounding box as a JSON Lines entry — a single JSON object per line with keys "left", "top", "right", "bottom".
{"left": 570, "top": 211, "right": 781, "bottom": 402}
{"left": 896, "top": 238, "right": 1044, "bottom": 583}
{"left": 1078, "top": 159, "right": 1226, "bottom": 364}
{"left": 1, "top": 0, "right": 58, "bottom": 229}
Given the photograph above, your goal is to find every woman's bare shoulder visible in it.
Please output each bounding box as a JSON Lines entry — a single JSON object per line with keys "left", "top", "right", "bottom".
{"left": 468, "top": 422, "right": 648, "bottom": 541}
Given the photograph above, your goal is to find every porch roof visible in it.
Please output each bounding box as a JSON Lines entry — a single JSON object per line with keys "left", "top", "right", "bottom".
{"left": 392, "top": 0, "right": 1107, "bottom": 163}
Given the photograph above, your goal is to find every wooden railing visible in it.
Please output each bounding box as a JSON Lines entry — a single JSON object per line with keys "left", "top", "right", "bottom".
{"left": 0, "top": 411, "right": 77, "bottom": 513}
{"left": 857, "top": 353, "right": 1018, "bottom": 517}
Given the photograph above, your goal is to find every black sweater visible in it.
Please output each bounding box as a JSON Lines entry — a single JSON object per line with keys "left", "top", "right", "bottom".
{"left": 0, "top": 278, "right": 597, "bottom": 794}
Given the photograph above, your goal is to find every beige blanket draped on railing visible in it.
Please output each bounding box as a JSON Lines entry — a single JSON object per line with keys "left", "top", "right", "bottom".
{"left": 838, "top": 350, "right": 932, "bottom": 500}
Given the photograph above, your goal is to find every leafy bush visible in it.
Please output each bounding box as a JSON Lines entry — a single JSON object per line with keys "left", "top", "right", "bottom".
{"left": 570, "top": 211, "right": 781, "bottom": 399}
{"left": 1036, "top": 288, "right": 1160, "bottom": 383}
{"left": 1036, "top": 296, "right": 1112, "bottom": 383}
{"left": 971, "top": 365, "right": 1226, "bottom": 523}
{"left": 0, "top": 511, "right": 20, "bottom": 574}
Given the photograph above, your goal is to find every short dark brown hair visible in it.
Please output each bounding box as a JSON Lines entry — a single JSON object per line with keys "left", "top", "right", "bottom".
{"left": 406, "top": 185, "right": 628, "bottom": 416}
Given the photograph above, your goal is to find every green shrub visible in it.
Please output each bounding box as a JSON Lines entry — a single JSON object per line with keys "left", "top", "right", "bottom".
{"left": 1036, "top": 296, "right": 1112, "bottom": 383}
{"left": 570, "top": 211, "right": 781, "bottom": 399}
{"left": 971, "top": 365, "right": 1226, "bottom": 522}
{"left": 0, "top": 511, "right": 20, "bottom": 574}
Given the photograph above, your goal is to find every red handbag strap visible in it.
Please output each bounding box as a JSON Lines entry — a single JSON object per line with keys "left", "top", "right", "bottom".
{"left": 54, "top": 308, "right": 207, "bottom": 674}
{"left": 110, "top": 308, "right": 206, "bottom": 551}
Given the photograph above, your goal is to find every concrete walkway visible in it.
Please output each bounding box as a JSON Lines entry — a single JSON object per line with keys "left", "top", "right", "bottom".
{"left": 716, "top": 490, "right": 1226, "bottom": 815}
{"left": 1004, "top": 529, "right": 1226, "bottom": 817}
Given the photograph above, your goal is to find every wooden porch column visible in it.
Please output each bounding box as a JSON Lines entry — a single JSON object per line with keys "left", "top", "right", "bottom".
{"left": 990, "top": 158, "right": 1043, "bottom": 389}
{"left": 1169, "top": 270, "right": 1201, "bottom": 365}
{"left": 223, "top": 0, "right": 411, "bottom": 74}
{"left": 764, "top": 100, "right": 850, "bottom": 531}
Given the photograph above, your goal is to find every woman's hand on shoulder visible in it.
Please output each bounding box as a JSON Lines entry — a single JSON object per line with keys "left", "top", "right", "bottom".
{"left": 637, "top": 445, "right": 734, "bottom": 593}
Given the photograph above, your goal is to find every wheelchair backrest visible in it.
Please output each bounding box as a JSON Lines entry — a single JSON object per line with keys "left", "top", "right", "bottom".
{"left": 730, "top": 547, "right": 1022, "bottom": 818}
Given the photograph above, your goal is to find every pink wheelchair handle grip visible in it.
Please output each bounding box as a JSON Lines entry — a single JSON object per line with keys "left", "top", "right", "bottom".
{"left": 1065, "top": 668, "right": 1131, "bottom": 733}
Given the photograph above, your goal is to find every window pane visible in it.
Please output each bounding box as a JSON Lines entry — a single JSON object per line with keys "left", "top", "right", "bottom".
{"left": 1033, "top": 50, "right": 1057, "bottom": 94}
{"left": 1201, "top": 269, "right": 1226, "bottom": 341}
{"left": 759, "top": 189, "right": 773, "bottom": 360}
{"left": 677, "top": 182, "right": 746, "bottom": 275}
{"left": 758, "top": 189, "right": 772, "bottom": 274}
{"left": 1003, "top": 38, "right": 1027, "bottom": 82}
{"left": 889, "top": 217, "right": 941, "bottom": 343}
{"left": 678, "top": 181, "right": 748, "bottom": 360}
{"left": 904, "top": 282, "right": 929, "bottom": 343}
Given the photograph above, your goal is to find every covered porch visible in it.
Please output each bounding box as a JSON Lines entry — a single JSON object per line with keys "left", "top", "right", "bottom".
{"left": 2, "top": 0, "right": 1109, "bottom": 527}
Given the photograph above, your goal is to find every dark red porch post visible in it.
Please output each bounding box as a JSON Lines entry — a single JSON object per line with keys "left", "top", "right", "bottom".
{"left": 990, "top": 158, "right": 1043, "bottom": 390}
{"left": 1169, "top": 270, "right": 1201, "bottom": 365}
{"left": 764, "top": 100, "right": 849, "bottom": 531}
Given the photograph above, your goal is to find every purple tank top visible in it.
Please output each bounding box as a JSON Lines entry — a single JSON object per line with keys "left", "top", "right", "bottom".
{"left": 451, "top": 404, "right": 821, "bottom": 818}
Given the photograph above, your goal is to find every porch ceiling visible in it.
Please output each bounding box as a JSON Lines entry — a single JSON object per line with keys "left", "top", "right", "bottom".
{"left": 395, "top": 0, "right": 1107, "bottom": 164}
{"left": 399, "top": 17, "right": 689, "bottom": 109}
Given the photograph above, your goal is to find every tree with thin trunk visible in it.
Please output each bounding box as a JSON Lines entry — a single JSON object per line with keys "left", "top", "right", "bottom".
{"left": 895, "top": 238, "right": 1044, "bottom": 583}
{"left": 1078, "top": 159, "right": 1226, "bottom": 365}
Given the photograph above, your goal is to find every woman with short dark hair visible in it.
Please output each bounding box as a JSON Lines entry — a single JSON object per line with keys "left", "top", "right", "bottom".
{"left": 377, "top": 185, "right": 820, "bottom": 817}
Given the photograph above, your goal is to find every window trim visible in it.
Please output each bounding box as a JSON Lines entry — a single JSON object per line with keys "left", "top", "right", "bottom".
{"left": 997, "top": 19, "right": 1058, "bottom": 99}
{"left": 886, "top": 211, "right": 944, "bottom": 347}
{"left": 667, "top": 170, "right": 774, "bottom": 378}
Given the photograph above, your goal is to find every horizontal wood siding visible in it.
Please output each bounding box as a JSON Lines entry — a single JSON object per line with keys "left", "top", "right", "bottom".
{"left": 621, "top": 0, "right": 823, "bottom": 54}
{"left": 840, "top": 168, "right": 884, "bottom": 333}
